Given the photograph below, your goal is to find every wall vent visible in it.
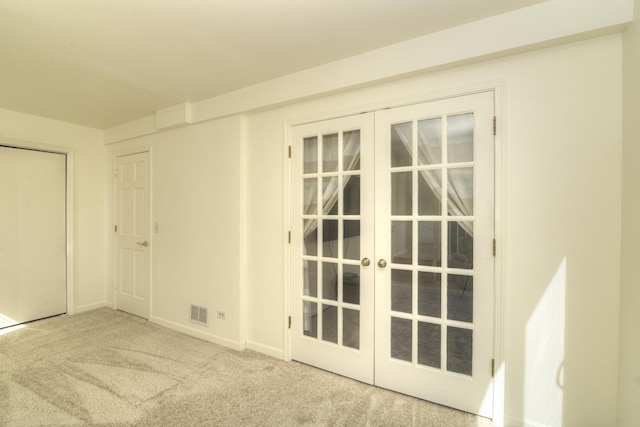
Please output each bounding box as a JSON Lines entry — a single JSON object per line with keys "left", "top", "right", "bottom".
{"left": 190, "top": 304, "right": 209, "bottom": 326}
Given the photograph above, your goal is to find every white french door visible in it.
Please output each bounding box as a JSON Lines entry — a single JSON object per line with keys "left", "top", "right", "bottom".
{"left": 290, "top": 92, "right": 495, "bottom": 417}
{"left": 115, "top": 152, "right": 151, "bottom": 319}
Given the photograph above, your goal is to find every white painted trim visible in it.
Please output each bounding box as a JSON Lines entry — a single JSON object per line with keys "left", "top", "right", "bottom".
{"left": 151, "top": 315, "right": 247, "bottom": 351}
{"left": 283, "top": 121, "right": 292, "bottom": 362}
{"left": 238, "top": 114, "right": 248, "bottom": 346}
{"left": 492, "top": 81, "right": 508, "bottom": 427}
{"left": 74, "top": 301, "right": 113, "bottom": 313}
{"left": 246, "top": 341, "right": 285, "bottom": 360}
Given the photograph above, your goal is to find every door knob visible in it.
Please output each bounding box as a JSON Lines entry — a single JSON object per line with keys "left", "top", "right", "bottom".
{"left": 377, "top": 259, "right": 387, "bottom": 268}
{"left": 136, "top": 241, "right": 149, "bottom": 247}
{"left": 361, "top": 258, "right": 371, "bottom": 267}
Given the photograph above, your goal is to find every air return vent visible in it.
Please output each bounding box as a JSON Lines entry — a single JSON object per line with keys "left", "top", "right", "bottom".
{"left": 190, "top": 304, "right": 208, "bottom": 326}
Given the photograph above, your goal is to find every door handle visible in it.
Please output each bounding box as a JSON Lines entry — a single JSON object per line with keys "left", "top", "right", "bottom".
{"left": 361, "top": 258, "right": 371, "bottom": 267}
{"left": 377, "top": 259, "right": 387, "bottom": 268}
{"left": 136, "top": 241, "right": 149, "bottom": 247}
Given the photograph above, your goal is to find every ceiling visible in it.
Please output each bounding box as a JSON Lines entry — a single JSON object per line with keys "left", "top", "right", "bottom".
{"left": 0, "top": 0, "right": 543, "bottom": 129}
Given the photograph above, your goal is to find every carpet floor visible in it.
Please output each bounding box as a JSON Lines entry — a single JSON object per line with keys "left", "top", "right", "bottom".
{"left": 0, "top": 308, "right": 493, "bottom": 426}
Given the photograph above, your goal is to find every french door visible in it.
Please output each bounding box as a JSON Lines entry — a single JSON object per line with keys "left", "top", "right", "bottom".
{"left": 290, "top": 92, "right": 495, "bottom": 417}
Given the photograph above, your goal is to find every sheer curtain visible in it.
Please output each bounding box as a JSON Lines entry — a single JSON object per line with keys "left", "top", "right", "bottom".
{"left": 392, "top": 124, "right": 473, "bottom": 236}
{"left": 302, "top": 132, "right": 361, "bottom": 331}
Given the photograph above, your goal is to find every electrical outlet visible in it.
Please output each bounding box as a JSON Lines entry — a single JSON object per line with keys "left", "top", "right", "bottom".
{"left": 217, "top": 310, "right": 226, "bottom": 320}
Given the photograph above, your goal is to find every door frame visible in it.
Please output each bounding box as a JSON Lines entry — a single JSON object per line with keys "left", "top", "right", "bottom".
{"left": 284, "top": 81, "right": 507, "bottom": 423}
{"left": 108, "top": 144, "right": 153, "bottom": 318}
{"left": 0, "top": 138, "right": 74, "bottom": 317}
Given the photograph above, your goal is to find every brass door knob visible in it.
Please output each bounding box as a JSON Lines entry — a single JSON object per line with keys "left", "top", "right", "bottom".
{"left": 377, "top": 259, "right": 387, "bottom": 268}
{"left": 136, "top": 241, "right": 149, "bottom": 247}
{"left": 361, "top": 258, "right": 371, "bottom": 267}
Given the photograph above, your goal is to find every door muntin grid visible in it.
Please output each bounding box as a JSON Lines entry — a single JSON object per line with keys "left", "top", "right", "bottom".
{"left": 388, "top": 113, "right": 475, "bottom": 376}
{"left": 301, "top": 130, "right": 363, "bottom": 350}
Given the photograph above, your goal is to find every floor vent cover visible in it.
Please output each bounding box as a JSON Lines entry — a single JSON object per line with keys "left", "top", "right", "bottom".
{"left": 190, "top": 304, "right": 208, "bottom": 326}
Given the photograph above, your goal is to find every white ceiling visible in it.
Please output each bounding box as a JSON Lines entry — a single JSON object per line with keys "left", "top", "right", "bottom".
{"left": 0, "top": 0, "right": 543, "bottom": 129}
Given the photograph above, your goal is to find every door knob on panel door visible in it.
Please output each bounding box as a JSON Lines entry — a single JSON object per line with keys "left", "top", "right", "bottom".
{"left": 361, "top": 258, "right": 371, "bottom": 267}
{"left": 136, "top": 241, "right": 149, "bottom": 247}
{"left": 377, "top": 259, "right": 387, "bottom": 268}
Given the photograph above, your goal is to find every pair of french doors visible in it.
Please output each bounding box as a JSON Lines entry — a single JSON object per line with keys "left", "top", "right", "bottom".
{"left": 289, "top": 92, "right": 495, "bottom": 418}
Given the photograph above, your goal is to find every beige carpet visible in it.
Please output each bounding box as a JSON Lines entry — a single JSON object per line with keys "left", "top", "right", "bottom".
{"left": 0, "top": 308, "right": 492, "bottom": 426}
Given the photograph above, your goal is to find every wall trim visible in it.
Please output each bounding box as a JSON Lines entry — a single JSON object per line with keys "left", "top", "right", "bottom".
{"left": 151, "top": 315, "right": 247, "bottom": 351}
{"left": 74, "top": 301, "right": 113, "bottom": 313}
{"left": 246, "top": 341, "right": 285, "bottom": 360}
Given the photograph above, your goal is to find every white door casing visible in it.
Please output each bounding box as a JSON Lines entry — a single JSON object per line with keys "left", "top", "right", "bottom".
{"left": 289, "top": 92, "right": 495, "bottom": 417}
{"left": 115, "top": 152, "right": 151, "bottom": 319}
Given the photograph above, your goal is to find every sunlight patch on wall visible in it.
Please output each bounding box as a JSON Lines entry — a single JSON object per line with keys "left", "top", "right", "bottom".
{"left": 524, "top": 258, "right": 567, "bottom": 427}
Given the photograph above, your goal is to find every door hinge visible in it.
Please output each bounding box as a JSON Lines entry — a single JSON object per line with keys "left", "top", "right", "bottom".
{"left": 492, "top": 239, "right": 496, "bottom": 257}
{"left": 288, "top": 145, "right": 291, "bottom": 158}
{"left": 493, "top": 116, "right": 497, "bottom": 136}
{"left": 114, "top": 225, "right": 118, "bottom": 232}
{"left": 288, "top": 231, "right": 291, "bottom": 244}
{"left": 491, "top": 359, "right": 495, "bottom": 377}
{"left": 288, "top": 316, "right": 292, "bottom": 329}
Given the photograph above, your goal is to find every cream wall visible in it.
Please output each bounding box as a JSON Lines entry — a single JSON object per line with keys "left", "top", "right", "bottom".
{"left": 245, "top": 35, "right": 622, "bottom": 426}
{"left": 618, "top": 0, "right": 640, "bottom": 425}
{"left": 106, "top": 115, "right": 245, "bottom": 349}
{"left": 0, "top": 108, "right": 106, "bottom": 312}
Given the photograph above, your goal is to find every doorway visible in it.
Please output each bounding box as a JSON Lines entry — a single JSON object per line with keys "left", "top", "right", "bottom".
{"left": 289, "top": 92, "right": 495, "bottom": 417}
{"left": 114, "top": 151, "right": 151, "bottom": 319}
{"left": 0, "top": 146, "right": 67, "bottom": 328}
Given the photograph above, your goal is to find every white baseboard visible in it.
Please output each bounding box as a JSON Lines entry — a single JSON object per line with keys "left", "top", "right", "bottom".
{"left": 504, "top": 415, "right": 549, "bottom": 427}
{"left": 150, "top": 315, "right": 246, "bottom": 351}
{"left": 246, "top": 341, "right": 285, "bottom": 360}
{"left": 73, "top": 301, "right": 112, "bottom": 314}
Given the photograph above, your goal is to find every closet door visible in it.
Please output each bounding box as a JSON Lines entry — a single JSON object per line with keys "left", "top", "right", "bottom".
{"left": 0, "top": 146, "right": 66, "bottom": 328}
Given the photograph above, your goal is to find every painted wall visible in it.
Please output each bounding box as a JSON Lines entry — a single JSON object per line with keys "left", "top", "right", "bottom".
{"left": 618, "top": 0, "right": 640, "bottom": 425}
{"left": 245, "top": 35, "right": 622, "bottom": 426}
{"left": 106, "top": 115, "right": 245, "bottom": 349}
{"left": 0, "top": 108, "right": 106, "bottom": 312}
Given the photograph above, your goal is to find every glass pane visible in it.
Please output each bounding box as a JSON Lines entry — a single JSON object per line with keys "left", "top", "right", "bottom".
{"left": 391, "top": 122, "right": 412, "bottom": 167}
{"left": 322, "top": 177, "right": 339, "bottom": 215}
{"left": 418, "top": 169, "right": 441, "bottom": 216}
{"left": 303, "top": 178, "right": 317, "bottom": 214}
{"left": 303, "top": 260, "right": 317, "bottom": 297}
{"left": 322, "top": 304, "right": 338, "bottom": 344}
{"left": 343, "top": 308, "right": 360, "bottom": 349}
{"left": 418, "top": 271, "right": 441, "bottom": 317}
{"left": 322, "top": 219, "right": 338, "bottom": 258}
{"left": 303, "top": 136, "right": 318, "bottom": 173}
{"left": 418, "top": 118, "right": 442, "bottom": 165}
{"left": 448, "top": 222, "right": 473, "bottom": 269}
{"left": 447, "top": 326, "right": 472, "bottom": 376}
{"left": 391, "top": 171, "right": 412, "bottom": 215}
{"left": 418, "top": 322, "right": 441, "bottom": 368}
{"left": 323, "top": 133, "right": 339, "bottom": 172}
{"left": 343, "top": 264, "right": 360, "bottom": 305}
{"left": 390, "top": 317, "right": 412, "bottom": 362}
{"left": 447, "top": 168, "right": 473, "bottom": 216}
{"left": 391, "top": 269, "right": 412, "bottom": 313}
{"left": 303, "top": 301, "right": 317, "bottom": 338}
{"left": 448, "top": 275, "right": 473, "bottom": 323}
{"left": 322, "top": 262, "right": 338, "bottom": 301}
{"left": 343, "top": 130, "right": 360, "bottom": 171}
{"left": 447, "top": 113, "right": 473, "bottom": 163}
{"left": 418, "top": 221, "right": 441, "bottom": 266}
{"left": 391, "top": 221, "right": 412, "bottom": 264}
{"left": 303, "top": 219, "right": 317, "bottom": 256}
{"left": 343, "top": 175, "right": 360, "bottom": 215}
{"left": 343, "top": 220, "right": 360, "bottom": 260}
